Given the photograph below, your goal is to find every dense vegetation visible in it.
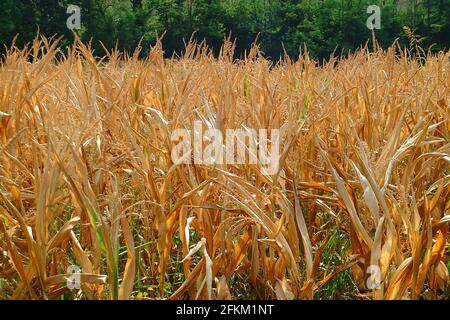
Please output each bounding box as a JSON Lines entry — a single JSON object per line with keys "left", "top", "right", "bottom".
{"left": 0, "top": 37, "right": 448, "bottom": 300}
{"left": 1, "top": 0, "right": 449, "bottom": 60}
{"left": 0, "top": 0, "right": 448, "bottom": 301}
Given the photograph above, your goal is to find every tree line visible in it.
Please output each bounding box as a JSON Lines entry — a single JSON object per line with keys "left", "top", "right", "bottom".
{"left": 1, "top": 0, "right": 448, "bottom": 60}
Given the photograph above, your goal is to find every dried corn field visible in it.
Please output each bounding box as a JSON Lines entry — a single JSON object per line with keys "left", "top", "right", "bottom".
{"left": 0, "top": 37, "right": 449, "bottom": 300}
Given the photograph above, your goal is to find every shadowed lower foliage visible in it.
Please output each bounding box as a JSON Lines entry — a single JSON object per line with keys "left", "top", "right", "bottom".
{"left": 0, "top": 36, "right": 448, "bottom": 300}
